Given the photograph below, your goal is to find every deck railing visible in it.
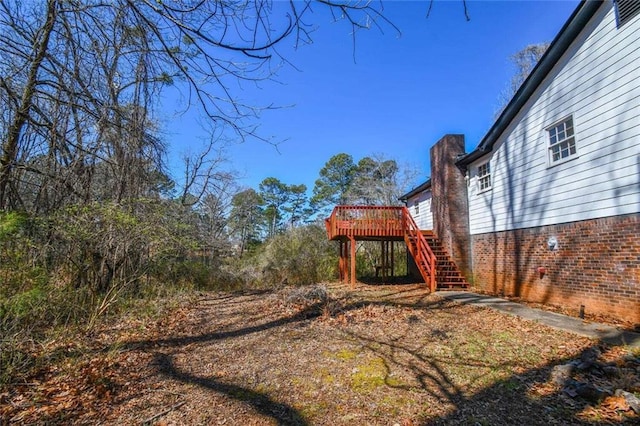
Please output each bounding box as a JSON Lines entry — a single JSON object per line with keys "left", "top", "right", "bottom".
{"left": 324, "top": 205, "right": 405, "bottom": 240}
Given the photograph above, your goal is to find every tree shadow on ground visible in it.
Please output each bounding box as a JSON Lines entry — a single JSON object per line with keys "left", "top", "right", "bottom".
{"left": 120, "top": 285, "right": 442, "bottom": 351}
{"left": 336, "top": 307, "right": 638, "bottom": 424}
{"left": 423, "top": 345, "right": 638, "bottom": 425}
{"left": 122, "top": 286, "right": 638, "bottom": 425}
{"left": 152, "top": 353, "right": 308, "bottom": 426}
{"left": 120, "top": 300, "right": 325, "bottom": 351}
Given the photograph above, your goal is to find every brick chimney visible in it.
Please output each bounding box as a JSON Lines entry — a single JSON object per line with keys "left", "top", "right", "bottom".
{"left": 430, "top": 135, "right": 471, "bottom": 279}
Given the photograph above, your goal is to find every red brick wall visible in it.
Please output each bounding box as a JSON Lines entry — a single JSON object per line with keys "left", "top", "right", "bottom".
{"left": 471, "top": 213, "right": 640, "bottom": 324}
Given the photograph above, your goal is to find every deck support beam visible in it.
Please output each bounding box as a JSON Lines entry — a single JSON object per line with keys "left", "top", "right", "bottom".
{"left": 338, "top": 240, "right": 352, "bottom": 284}
{"left": 338, "top": 242, "right": 342, "bottom": 283}
{"left": 390, "top": 241, "right": 394, "bottom": 278}
{"left": 338, "top": 241, "right": 346, "bottom": 283}
{"left": 349, "top": 236, "right": 356, "bottom": 288}
{"left": 378, "top": 240, "right": 394, "bottom": 280}
{"left": 380, "top": 241, "right": 386, "bottom": 280}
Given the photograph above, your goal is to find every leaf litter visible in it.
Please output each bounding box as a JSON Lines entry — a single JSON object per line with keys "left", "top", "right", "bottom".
{"left": 1, "top": 283, "right": 638, "bottom": 425}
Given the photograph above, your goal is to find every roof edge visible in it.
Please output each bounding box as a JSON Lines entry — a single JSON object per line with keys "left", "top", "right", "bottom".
{"left": 399, "top": 178, "right": 431, "bottom": 202}
{"left": 456, "top": 0, "right": 604, "bottom": 167}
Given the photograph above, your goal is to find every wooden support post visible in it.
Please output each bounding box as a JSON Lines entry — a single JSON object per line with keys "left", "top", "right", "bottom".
{"left": 344, "top": 241, "right": 348, "bottom": 283}
{"left": 349, "top": 236, "right": 356, "bottom": 289}
{"left": 375, "top": 240, "right": 395, "bottom": 281}
{"left": 344, "top": 242, "right": 349, "bottom": 283}
{"left": 381, "top": 240, "right": 386, "bottom": 280}
{"left": 384, "top": 240, "right": 390, "bottom": 280}
{"left": 338, "top": 241, "right": 345, "bottom": 283}
{"left": 390, "top": 241, "right": 395, "bottom": 278}
{"left": 340, "top": 240, "right": 349, "bottom": 283}
{"left": 342, "top": 241, "right": 349, "bottom": 284}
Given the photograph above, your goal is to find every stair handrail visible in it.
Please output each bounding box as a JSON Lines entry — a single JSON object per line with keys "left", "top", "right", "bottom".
{"left": 401, "top": 207, "right": 436, "bottom": 292}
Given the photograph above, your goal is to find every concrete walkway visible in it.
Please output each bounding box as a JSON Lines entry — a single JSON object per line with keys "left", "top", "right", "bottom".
{"left": 435, "top": 291, "right": 640, "bottom": 348}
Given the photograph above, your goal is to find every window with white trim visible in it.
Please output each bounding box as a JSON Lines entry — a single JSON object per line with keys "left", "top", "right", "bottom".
{"left": 477, "top": 162, "right": 491, "bottom": 192}
{"left": 414, "top": 200, "right": 419, "bottom": 215}
{"left": 547, "top": 116, "right": 577, "bottom": 164}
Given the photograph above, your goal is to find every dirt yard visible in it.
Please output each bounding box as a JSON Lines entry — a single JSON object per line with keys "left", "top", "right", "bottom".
{"left": 2, "top": 283, "right": 639, "bottom": 425}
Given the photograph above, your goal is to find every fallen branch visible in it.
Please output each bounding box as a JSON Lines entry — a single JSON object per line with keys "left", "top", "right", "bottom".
{"left": 141, "top": 401, "right": 186, "bottom": 425}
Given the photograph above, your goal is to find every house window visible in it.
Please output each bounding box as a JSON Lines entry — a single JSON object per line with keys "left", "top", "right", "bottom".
{"left": 414, "top": 201, "right": 419, "bottom": 215}
{"left": 614, "top": 0, "right": 640, "bottom": 28}
{"left": 477, "top": 162, "right": 491, "bottom": 192}
{"left": 547, "top": 116, "right": 577, "bottom": 164}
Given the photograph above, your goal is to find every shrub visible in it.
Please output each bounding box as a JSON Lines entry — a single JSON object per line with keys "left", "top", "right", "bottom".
{"left": 0, "top": 211, "right": 47, "bottom": 298}
{"left": 255, "top": 224, "right": 338, "bottom": 287}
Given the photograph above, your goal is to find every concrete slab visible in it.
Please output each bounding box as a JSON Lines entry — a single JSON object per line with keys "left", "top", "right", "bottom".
{"left": 435, "top": 291, "right": 640, "bottom": 348}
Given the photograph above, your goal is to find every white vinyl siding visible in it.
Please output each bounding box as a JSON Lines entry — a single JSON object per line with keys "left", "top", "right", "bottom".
{"left": 468, "top": 2, "right": 640, "bottom": 235}
{"left": 407, "top": 190, "right": 433, "bottom": 230}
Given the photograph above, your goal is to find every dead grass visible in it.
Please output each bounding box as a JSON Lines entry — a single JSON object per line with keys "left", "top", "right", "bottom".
{"left": 1, "top": 283, "right": 638, "bottom": 425}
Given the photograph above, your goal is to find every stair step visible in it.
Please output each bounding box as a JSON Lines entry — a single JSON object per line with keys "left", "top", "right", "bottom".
{"left": 406, "top": 231, "right": 470, "bottom": 291}
{"left": 438, "top": 285, "right": 470, "bottom": 290}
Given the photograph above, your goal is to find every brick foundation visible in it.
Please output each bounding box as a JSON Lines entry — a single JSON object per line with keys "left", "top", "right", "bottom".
{"left": 471, "top": 213, "right": 640, "bottom": 324}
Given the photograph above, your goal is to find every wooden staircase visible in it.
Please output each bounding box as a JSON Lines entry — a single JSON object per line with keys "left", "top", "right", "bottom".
{"left": 324, "top": 205, "right": 469, "bottom": 291}
{"left": 422, "top": 231, "right": 469, "bottom": 289}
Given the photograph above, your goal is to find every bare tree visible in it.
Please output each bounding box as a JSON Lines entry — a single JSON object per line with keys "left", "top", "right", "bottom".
{"left": 0, "top": 1, "right": 169, "bottom": 210}
{"left": 0, "top": 0, "right": 58, "bottom": 209}
{"left": 179, "top": 137, "right": 233, "bottom": 207}
{"left": 494, "top": 43, "right": 549, "bottom": 118}
{"left": 0, "top": 0, "right": 401, "bottom": 320}
{"left": 194, "top": 169, "right": 239, "bottom": 261}
{"left": 0, "top": 0, "right": 396, "bottom": 210}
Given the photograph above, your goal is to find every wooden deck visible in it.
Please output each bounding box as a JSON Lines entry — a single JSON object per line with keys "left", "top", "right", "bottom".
{"left": 325, "top": 205, "right": 437, "bottom": 291}
{"left": 325, "top": 205, "right": 469, "bottom": 292}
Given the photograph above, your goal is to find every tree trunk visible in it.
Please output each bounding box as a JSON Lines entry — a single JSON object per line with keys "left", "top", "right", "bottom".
{"left": 0, "top": 0, "right": 58, "bottom": 209}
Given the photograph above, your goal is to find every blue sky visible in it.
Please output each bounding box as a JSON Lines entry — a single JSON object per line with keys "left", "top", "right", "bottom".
{"left": 164, "top": 0, "right": 580, "bottom": 195}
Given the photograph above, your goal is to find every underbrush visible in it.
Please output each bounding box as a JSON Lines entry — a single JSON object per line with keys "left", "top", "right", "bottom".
{"left": 0, "top": 279, "right": 173, "bottom": 386}
{"left": 0, "top": 251, "right": 336, "bottom": 387}
{"left": 0, "top": 255, "right": 237, "bottom": 387}
{"left": 0, "top": 212, "right": 340, "bottom": 387}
